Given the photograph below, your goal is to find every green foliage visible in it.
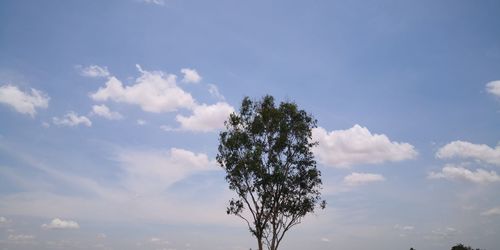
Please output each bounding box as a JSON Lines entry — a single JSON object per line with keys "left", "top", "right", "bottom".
{"left": 217, "top": 95, "right": 325, "bottom": 250}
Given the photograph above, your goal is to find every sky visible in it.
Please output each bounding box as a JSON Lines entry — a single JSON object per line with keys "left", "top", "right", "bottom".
{"left": 0, "top": 0, "right": 499, "bottom": 249}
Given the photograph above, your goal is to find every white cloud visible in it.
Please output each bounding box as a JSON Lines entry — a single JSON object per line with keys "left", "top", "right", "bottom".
{"left": 0, "top": 216, "right": 10, "bottom": 224}
{"left": 180, "top": 68, "right": 202, "bottom": 83}
{"left": 481, "top": 207, "right": 500, "bottom": 216}
{"left": 394, "top": 224, "right": 414, "bottom": 231}
{"left": 141, "top": 0, "right": 165, "bottom": 6}
{"left": 486, "top": 80, "right": 500, "bottom": 97}
{"left": 436, "top": 140, "right": 500, "bottom": 166}
{"left": 116, "top": 147, "right": 218, "bottom": 194}
{"left": 312, "top": 125, "right": 417, "bottom": 167}
{"left": 8, "top": 234, "right": 35, "bottom": 241}
{"left": 208, "top": 84, "right": 225, "bottom": 100}
{"left": 137, "top": 119, "right": 147, "bottom": 125}
{"left": 90, "top": 65, "right": 196, "bottom": 113}
{"left": 160, "top": 125, "right": 176, "bottom": 132}
{"left": 78, "top": 65, "right": 110, "bottom": 78}
{"left": 320, "top": 237, "right": 330, "bottom": 242}
{"left": 343, "top": 172, "right": 385, "bottom": 186}
{"left": 41, "top": 218, "right": 80, "bottom": 229}
{"left": 428, "top": 164, "right": 500, "bottom": 184}
{"left": 144, "top": 237, "right": 171, "bottom": 248}
{"left": 91, "top": 104, "right": 123, "bottom": 120}
{"left": 176, "top": 102, "right": 234, "bottom": 132}
{"left": 394, "top": 224, "right": 414, "bottom": 237}
{"left": 53, "top": 112, "right": 92, "bottom": 127}
{"left": 431, "top": 227, "right": 458, "bottom": 238}
{"left": 0, "top": 84, "right": 49, "bottom": 117}
{"left": 0, "top": 144, "right": 232, "bottom": 226}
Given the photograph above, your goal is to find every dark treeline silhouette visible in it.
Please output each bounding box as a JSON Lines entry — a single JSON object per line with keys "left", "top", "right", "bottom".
{"left": 409, "top": 244, "right": 485, "bottom": 250}
{"left": 450, "top": 243, "right": 484, "bottom": 250}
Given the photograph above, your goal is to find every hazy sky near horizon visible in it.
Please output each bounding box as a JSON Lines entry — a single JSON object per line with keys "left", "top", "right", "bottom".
{"left": 1, "top": 0, "right": 500, "bottom": 249}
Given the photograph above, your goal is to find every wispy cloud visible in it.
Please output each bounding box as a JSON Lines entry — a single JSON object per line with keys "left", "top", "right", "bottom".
{"left": 116, "top": 147, "right": 218, "bottom": 193}
{"left": 8, "top": 234, "right": 35, "bottom": 241}
{"left": 137, "top": 119, "right": 147, "bottom": 125}
{"left": 208, "top": 84, "right": 225, "bottom": 100}
{"left": 394, "top": 224, "right": 414, "bottom": 231}
{"left": 486, "top": 80, "right": 500, "bottom": 97}
{"left": 77, "top": 65, "right": 110, "bottom": 78}
{"left": 0, "top": 216, "right": 11, "bottom": 225}
{"left": 140, "top": 0, "right": 166, "bottom": 6}
{"left": 0, "top": 142, "right": 231, "bottom": 226}
{"left": 430, "top": 227, "right": 459, "bottom": 239}
{"left": 481, "top": 207, "right": 500, "bottom": 216}
{"left": 343, "top": 172, "right": 385, "bottom": 186}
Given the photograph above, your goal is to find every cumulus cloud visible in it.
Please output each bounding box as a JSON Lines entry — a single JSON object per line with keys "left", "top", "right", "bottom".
{"left": 90, "top": 65, "right": 196, "bottom": 113}
{"left": 428, "top": 164, "right": 500, "bottom": 184}
{"left": 312, "top": 125, "right": 417, "bottom": 167}
{"left": 91, "top": 104, "right": 123, "bottom": 120}
{"left": 176, "top": 102, "right": 234, "bottom": 132}
{"left": 343, "top": 172, "right": 385, "bottom": 186}
{"left": 53, "top": 112, "right": 92, "bottom": 127}
{"left": 208, "top": 84, "right": 225, "bottom": 100}
{"left": 436, "top": 140, "right": 500, "bottom": 166}
{"left": 180, "top": 68, "right": 202, "bottom": 83}
{"left": 116, "top": 147, "right": 218, "bottom": 194}
{"left": 481, "top": 207, "right": 500, "bottom": 216}
{"left": 77, "top": 65, "right": 110, "bottom": 78}
{"left": 486, "top": 80, "right": 500, "bottom": 97}
{"left": 0, "top": 84, "right": 49, "bottom": 117}
{"left": 41, "top": 218, "right": 80, "bottom": 229}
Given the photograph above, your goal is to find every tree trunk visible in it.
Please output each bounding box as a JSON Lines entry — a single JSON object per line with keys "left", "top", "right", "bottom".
{"left": 270, "top": 238, "right": 276, "bottom": 250}
{"left": 257, "top": 237, "right": 263, "bottom": 250}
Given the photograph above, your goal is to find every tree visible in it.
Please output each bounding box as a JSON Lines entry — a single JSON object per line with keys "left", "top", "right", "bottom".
{"left": 451, "top": 243, "right": 483, "bottom": 250}
{"left": 217, "top": 95, "right": 325, "bottom": 250}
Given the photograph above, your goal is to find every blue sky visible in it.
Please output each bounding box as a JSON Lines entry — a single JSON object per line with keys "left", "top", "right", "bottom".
{"left": 1, "top": 0, "right": 500, "bottom": 249}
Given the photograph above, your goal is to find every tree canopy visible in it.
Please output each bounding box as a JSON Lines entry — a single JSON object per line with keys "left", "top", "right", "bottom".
{"left": 451, "top": 243, "right": 483, "bottom": 250}
{"left": 217, "top": 95, "right": 325, "bottom": 250}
